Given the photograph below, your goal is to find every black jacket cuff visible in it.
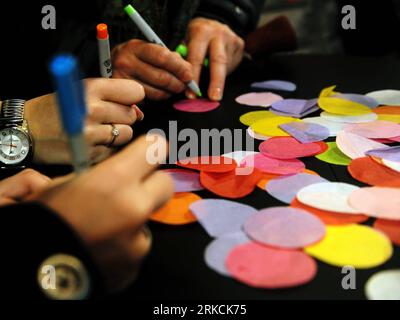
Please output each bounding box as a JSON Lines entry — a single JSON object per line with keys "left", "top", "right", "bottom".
{"left": 0, "top": 202, "right": 104, "bottom": 299}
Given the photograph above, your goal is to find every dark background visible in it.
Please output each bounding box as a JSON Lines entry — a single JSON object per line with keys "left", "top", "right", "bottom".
{"left": 0, "top": 1, "right": 399, "bottom": 300}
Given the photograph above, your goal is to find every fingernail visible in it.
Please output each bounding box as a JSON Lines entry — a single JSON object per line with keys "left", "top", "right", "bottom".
{"left": 132, "top": 105, "right": 145, "bottom": 121}
{"left": 186, "top": 91, "right": 196, "bottom": 100}
{"left": 210, "top": 88, "right": 222, "bottom": 101}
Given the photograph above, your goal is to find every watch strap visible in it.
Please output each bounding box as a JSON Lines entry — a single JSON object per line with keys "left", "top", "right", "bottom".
{"left": 0, "top": 99, "right": 26, "bottom": 127}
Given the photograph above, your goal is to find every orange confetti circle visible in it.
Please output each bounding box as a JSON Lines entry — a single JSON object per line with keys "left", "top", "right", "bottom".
{"left": 200, "top": 168, "right": 262, "bottom": 199}
{"left": 257, "top": 169, "right": 319, "bottom": 190}
{"left": 176, "top": 156, "right": 237, "bottom": 173}
{"left": 291, "top": 198, "right": 369, "bottom": 226}
{"left": 348, "top": 157, "right": 400, "bottom": 187}
{"left": 150, "top": 192, "right": 201, "bottom": 225}
{"left": 373, "top": 106, "right": 400, "bottom": 115}
{"left": 374, "top": 219, "right": 400, "bottom": 246}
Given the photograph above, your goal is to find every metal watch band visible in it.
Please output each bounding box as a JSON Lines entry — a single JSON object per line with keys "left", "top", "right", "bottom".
{"left": 0, "top": 99, "right": 26, "bottom": 127}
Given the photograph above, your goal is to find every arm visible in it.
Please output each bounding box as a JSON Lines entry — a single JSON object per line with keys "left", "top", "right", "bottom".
{"left": 1, "top": 202, "right": 103, "bottom": 299}
{"left": 195, "top": 0, "right": 266, "bottom": 37}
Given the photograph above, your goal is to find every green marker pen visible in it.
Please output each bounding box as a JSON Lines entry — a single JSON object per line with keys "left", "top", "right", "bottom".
{"left": 176, "top": 44, "right": 209, "bottom": 68}
{"left": 124, "top": 4, "right": 202, "bottom": 97}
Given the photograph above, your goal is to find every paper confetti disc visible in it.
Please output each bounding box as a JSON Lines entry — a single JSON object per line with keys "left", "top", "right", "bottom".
{"left": 244, "top": 207, "right": 326, "bottom": 249}
{"left": 236, "top": 92, "right": 283, "bottom": 107}
{"left": 251, "top": 80, "right": 297, "bottom": 92}
{"left": 348, "top": 157, "right": 400, "bottom": 187}
{"left": 177, "top": 156, "right": 237, "bottom": 173}
{"left": 291, "top": 198, "right": 368, "bottom": 225}
{"left": 190, "top": 199, "right": 257, "bottom": 237}
{"left": 348, "top": 187, "right": 400, "bottom": 221}
{"left": 239, "top": 110, "right": 276, "bottom": 126}
{"left": 297, "top": 182, "right": 359, "bottom": 214}
{"left": 373, "top": 219, "right": 400, "bottom": 246}
{"left": 343, "top": 121, "right": 400, "bottom": 139}
{"left": 259, "top": 137, "right": 324, "bottom": 160}
{"left": 241, "top": 153, "right": 305, "bottom": 175}
{"left": 200, "top": 168, "right": 262, "bottom": 199}
{"left": 318, "top": 97, "right": 372, "bottom": 116}
{"left": 265, "top": 173, "right": 328, "bottom": 204}
{"left": 173, "top": 99, "right": 220, "bottom": 113}
{"left": 251, "top": 116, "right": 301, "bottom": 137}
{"left": 336, "top": 131, "right": 386, "bottom": 160}
{"left": 316, "top": 142, "right": 352, "bottom": 166}
{"left": 365, "top": 270, "right": 400, "bottom": 300}
{"left": 151, "top": 192, "right": 201, "bottom": 225}
{"left": 305, "top": 225, "right": 393, "bottom": 269}
{"left": 226, "top": 242, "right": 317, "bottom": 289}
{"left": 204, "top": 232, "right": 250, "bottom": 276}
{"left": 366, "top": 90, "right": 400, "bottom": 106}
{"left": 163, "top": 169, "right": 203, "bottom": 192}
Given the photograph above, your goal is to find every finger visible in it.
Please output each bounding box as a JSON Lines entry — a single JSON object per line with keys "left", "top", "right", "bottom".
{"left": 187, "top": 35, "right": 210, "bottom": 86}
{"left": 89, "top": 101, "right": 138, "bottom": 125}
{"left": 129, "top": 57, "right": 186, "bottom": 94}
{"left": 134, "top": 79, "right": 171, "bottom": 101}
{"left": 141, "top": 170, "right": 174, "bottom": 211}
{"left": 135, "top": 44, "right": 193, "bottom": 83}
{"left": 86, "top": 78, "right": 145, "bottom": 106}
{"left": 0, "top": 198, "right": 17, "bottom": 207}
{"left": 86, "top": 124, "right": 134, "bottom": 147}
{"left": 208, "top": 38, "right": 228, "bottom": 101}
{"left": 0, "top": 169, "right": 51, "bottom": 201}
{"left": 126, "top": 226, "right": 153, "bottom": 263}
{"left": 89, "top": 145, "right": 114, "bottom": 164}
{"left": 102, "top": 134, "right": 169, "bottom": 180}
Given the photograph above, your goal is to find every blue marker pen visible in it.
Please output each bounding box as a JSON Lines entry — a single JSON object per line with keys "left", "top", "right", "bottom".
{"left": 49, "top": 54, "right": 89, "bottom": 174}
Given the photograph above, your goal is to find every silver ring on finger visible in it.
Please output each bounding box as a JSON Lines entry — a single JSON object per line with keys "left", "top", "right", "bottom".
{"left": 107, "top": 124, "right": 120, "bottom": 148}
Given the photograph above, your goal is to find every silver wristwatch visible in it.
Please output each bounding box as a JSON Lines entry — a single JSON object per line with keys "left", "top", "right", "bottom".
{"left": 0, "top": 99, "right": 33, "bottom": 168}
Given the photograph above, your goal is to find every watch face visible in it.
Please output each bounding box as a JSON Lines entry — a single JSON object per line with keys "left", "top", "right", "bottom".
{"left": 0, "top": 128, "right": 31, "bottom": 165}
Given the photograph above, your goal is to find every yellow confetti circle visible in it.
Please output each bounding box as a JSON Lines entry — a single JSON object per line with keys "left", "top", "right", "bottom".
{"left": 318, "top": 97, "right": 372, "bottom": 116}
{"left": 239, "top": 111, "right": 276, "bottom": 126}
{"left": 305, "top": 225, "right": 393, "bottom": 269}
{"left": 251, "top": 116, "right": 301, "bottom": 137}
{"left": 377, "top": 114, "right": 400, "bottom": 123}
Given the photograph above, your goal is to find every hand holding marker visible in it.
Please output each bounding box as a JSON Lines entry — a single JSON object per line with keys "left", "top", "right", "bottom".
{"left": 124, "top": 4, "right": 202, "bottom": 98}
{"left": 175, "top": 44, "right": 209, "bottom": 68}
{"left": 97, "top": 23, "right": 113, "bottom": 78}
{"left": 49, "top": 54, "right": 89, "bottom": 174}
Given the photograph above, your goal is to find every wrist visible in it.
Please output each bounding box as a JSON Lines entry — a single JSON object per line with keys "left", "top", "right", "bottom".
{"left": 25, "top": 95, "right": 71, "bottom": 164}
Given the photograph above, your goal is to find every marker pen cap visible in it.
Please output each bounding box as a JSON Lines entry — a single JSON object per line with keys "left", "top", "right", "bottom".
{"left": 97, "top": 23, "right": 109, "bottom": 40}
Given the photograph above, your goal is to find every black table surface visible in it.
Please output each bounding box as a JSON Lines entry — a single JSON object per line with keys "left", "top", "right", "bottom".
{"left": 37, "top": 54, "right": 400, "bottom": 300}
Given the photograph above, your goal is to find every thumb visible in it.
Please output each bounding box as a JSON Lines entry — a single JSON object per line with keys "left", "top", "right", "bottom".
{"left": 0, "top": 169, "right": 51, "bottom": 203}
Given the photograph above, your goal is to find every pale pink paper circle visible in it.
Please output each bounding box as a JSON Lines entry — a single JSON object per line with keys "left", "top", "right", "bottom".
{"left": 244, "top": 207, "right": 326, "bottom": 249}
{"left": 235, "top": 92, "right": 283, "bottom": 107}
{"left": 343, "top": 121, "right": 400, "bottom": 139}
{"left": 349, "top": 187, "right": 400, "bottom": 221}
{"left": 336, "top": 131, "right": 387, "bottom": 160}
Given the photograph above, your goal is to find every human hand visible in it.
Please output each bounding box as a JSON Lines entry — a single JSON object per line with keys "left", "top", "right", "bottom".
{"left": 112, "top": 39, "right": 194, "bottom": 101}
{"left": 33, "top": 135, "right": 174, "bottom": 291}
{"left": 186, "top": 17, "right": 245, "bottom": 101}
{"left": 25, "top": 78, "right": 145, "bottom": 165}
{"left": 0, "top": 169, "right": 51, "bottom": 207}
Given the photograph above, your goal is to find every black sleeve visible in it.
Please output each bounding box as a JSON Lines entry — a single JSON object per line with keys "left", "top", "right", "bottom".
{"left": 0, "top": 202, "right": 104, "bottom": 299}
{"left": 195, "top": 0, "right": 266, "bottom": 37}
